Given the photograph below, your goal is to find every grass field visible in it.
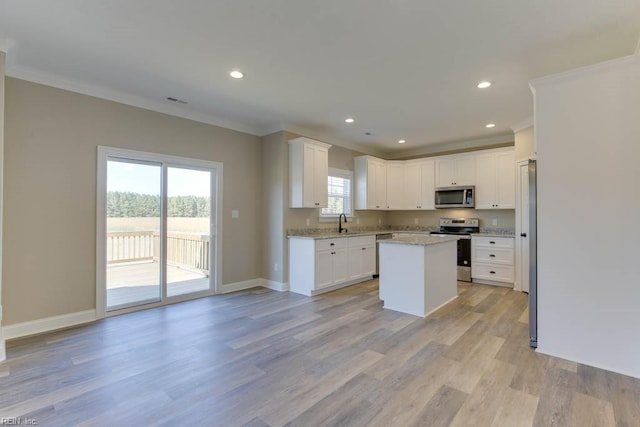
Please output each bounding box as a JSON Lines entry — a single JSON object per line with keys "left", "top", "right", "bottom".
{"left": 107, "top": 217, "right": 209, "bottom": 233}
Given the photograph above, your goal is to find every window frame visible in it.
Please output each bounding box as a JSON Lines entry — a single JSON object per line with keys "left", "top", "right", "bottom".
{"left": 319, "top": 168, "right": 355, "bottom": 221}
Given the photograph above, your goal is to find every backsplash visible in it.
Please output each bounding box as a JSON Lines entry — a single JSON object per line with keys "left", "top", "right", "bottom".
{"left": 478, "top": 227, "right": 515, "bottom": 235}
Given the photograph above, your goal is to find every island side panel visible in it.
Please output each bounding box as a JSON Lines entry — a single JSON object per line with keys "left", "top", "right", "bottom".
{"left": 288, "top": 238, "right": 316, "bottom": 296}
{"left": 423, "top": 240, "right": 458, "bottom": 315}
{"left": 378, "top": 243, "right": 426, "bottom": 317}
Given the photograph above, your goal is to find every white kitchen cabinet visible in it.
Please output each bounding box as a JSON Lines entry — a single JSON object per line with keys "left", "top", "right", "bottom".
{"left": 289, "top": 235, "right": 375, "bottom": 296}
{"left": 435, "top": 154, "right": 475, "bottom": 187}
{"left": 289, "top": 137, "right": 331, "bottom": 208}
{"left": 471, "top": 236, "right": 514, "bottom": 286}
{"left": 404, "top": 159, "right": 435, "bottom": 210}
{"left": 475, "top": 149, "right": 515, "bottom": 209}
{"left": 347, "top": 236, "right": 376, "bottom": 280}
{"left": 354, "top": 156, "right": 387, "bottom": 210}
{"left": 386, "top": 161, "right": 405, "bottom": 210}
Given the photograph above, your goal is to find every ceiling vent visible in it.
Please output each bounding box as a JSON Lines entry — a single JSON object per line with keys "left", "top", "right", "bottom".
{"left": 166, "top": 97, "right": 188, "bottom": 105}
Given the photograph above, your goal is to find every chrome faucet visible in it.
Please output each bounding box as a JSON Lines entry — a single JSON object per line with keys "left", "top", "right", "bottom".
{"left": 338, "top": 213, "right": 348, "bottom": 234}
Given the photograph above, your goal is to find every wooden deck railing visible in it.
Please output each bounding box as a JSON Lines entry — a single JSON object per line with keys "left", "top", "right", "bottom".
{"left": 107, "top": 231, "right": 210, "bottom": 273}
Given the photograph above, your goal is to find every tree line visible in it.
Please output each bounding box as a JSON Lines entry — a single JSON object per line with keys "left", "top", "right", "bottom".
{"left": 107, "top": 191, "right": 210, "bottom": 218}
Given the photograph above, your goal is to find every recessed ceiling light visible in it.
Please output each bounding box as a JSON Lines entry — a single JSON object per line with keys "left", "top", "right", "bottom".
{"left": 345, "top": 118, "right": 355, "bottom": 123}
{"left": 485, "top": 123, "right": 496, "bottom": 128}
{"left": 229, "top": 70, "right": 244, "bottom": 79}
{"left": 477, "top": 81, "right": 492, "bottom": 89}
{"left": 398, "top": 140, "right": 406, "bottom": 144}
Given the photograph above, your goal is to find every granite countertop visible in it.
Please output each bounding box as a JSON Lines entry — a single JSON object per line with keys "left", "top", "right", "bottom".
{"left": 379, "top": 235, "right": 460, "bottom": 246}
{"left": 472, "top": 232, "right": 516, "bottom": 238}
{"left": 287, "top": 229, "right": 434, "bottom": 240}
{"left": 287, "top": 228, "right": 516, "bottom": 240}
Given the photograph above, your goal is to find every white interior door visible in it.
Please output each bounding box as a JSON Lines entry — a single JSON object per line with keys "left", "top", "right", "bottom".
{"left": 516, "top": 161, "right": 530, "bottom": 293}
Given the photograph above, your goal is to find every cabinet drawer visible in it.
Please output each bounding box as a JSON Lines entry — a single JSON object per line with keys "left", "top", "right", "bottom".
{"left": 316, "top": 238, "right": 347, "bottom": 251}
{"left": 472, "top": 247, "right": 514, "bottom": 265}
{"left": 472, "top": 263, "right": 514, "bottom": 283}
{"left": 472, "top": 236, "right": 514, "bottom": 249}
{"left": 348, "top": 235, "right": 376, "bottom": 248}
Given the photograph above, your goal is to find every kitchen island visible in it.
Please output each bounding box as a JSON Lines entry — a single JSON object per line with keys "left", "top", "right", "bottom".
{"left": 379, "top": 235, "right": 459, "bottom": 317}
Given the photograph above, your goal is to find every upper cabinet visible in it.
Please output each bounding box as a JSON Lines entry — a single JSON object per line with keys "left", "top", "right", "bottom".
{"left": 386, "top": 161, "right": 405, "bottom": 210}
{"left": 475, "top": 149, "right": 515, "bottom": 209}
{"left": 289, "top": 137, "right": 331, "bottom": 208}
{"left": 354, "top": 156, "right": 387, "bottom": 210}
{"left": 353, "top": 147, "right": 514, "bottom": 211}
{"left": 405, "top": 159, "right": 435, "bottom": 210}
{"left": 435, "top": 154, "right": 475, "bottom": 187}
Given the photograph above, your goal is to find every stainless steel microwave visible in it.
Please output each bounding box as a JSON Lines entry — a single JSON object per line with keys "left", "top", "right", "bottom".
{"left": 435, "top": 186, "right": 475, "bottom": 209}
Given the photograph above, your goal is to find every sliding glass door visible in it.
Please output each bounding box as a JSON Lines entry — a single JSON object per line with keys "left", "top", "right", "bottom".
{"left": 105, "top": 159, "right": 162, "bottom": 310}
{"left": 166, "top": 166, "right": 212, "bottom": 298}
{"left": 97, "top": 147, "right": 221, "bottom": 315}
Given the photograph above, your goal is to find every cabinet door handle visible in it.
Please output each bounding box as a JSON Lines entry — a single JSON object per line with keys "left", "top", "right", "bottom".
{"left": 330, "top": 243, "right": 335, "bottom": 246}
{"left": 331, "top": 251, "right": 336, "bottom": 255}
{"left": 490, "top": 271, "right": 496, "bottom": 274}
{"left": 521, "top": 233, "right": 527, "bottom": 237}
{"left": 489, "top": 241, "right": 496, "bottom": 244}
{"left": 362, "top": 247, "right": 366, "bottom": 250}
{"left": 489, "top": 254, "right": 496, "bottom": 258}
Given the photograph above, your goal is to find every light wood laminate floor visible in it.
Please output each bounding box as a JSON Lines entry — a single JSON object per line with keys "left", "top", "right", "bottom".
{"left": 2, "top": 281, "right": 639, "bottom": 426}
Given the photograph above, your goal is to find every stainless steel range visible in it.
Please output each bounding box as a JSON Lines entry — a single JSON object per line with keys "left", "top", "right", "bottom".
{"left": 430, "top": 218, "right": 479, "bottom": 282}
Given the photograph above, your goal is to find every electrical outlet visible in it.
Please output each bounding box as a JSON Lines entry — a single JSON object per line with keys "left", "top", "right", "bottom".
{"left": 492, "top": 218, "right": 498, "bottom": 226}
{"left": 414, "top": 218, "right": 419, "bottom": 225}
{"left": 305, "top": 218, "right": 310, "bottom": 226}
{"left": 378, "top": 217, "right": 382, "bottom": 225}
{"left": 274, "top": 263, "right": 278, "bottom": 272}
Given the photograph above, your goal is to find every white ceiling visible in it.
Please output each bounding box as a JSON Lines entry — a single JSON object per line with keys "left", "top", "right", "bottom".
{"left": 1, "top": 1, "right": 639, "bottom": 156}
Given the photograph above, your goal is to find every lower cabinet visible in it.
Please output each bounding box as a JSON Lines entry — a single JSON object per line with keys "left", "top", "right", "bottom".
{"left": 471, "top": 236, "right": 515, "bottom": 287}
{"left": 289, "top": 235, "right": 376, "bottom": 296}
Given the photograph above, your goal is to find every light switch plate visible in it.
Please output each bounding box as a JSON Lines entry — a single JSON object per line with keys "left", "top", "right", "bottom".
{"left": 231, "top": 210, "right": 239, "bottom": 219}
{"left": 492, "top": 218, "right": 498, "bottom": 226}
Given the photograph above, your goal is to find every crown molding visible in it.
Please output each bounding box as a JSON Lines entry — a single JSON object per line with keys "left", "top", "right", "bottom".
{"left": 384, "top": 133, "right": 514, "bottom": 160}
{"left": 530, "top": 53, "right": 640, "bottom": 90}
{"left": 511, "top": 117, "right": 534, "bottom": 133}
{"left": 281, "top": 123, "right": 388, "bottom": 158}
{"left": 5, "top": 63, "right": 265, "bottom": 136}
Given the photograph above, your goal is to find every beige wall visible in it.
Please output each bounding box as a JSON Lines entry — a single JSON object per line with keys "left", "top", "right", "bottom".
{"left": 261, "top": 131, "right": 287, "bottom": 283}
{"left": 3, "top": 78, "right": 263, "bottom": 325}
{"left": 514, "top": 126, "right": 535, "bottom": 161}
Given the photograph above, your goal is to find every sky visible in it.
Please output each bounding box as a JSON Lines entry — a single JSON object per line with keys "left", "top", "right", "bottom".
{"left": 107, "top": 160, "right": 211, "bottom": 197}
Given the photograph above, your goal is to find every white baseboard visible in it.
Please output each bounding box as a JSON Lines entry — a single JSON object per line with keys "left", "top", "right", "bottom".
{"left": 261, "top": 279, "right": 289, "bottom": 292}
{"left": 220, "top": 278, "right": 263, "bottom": 294}
{"left": 2, "top": 309, "right": 97, "bottom": 341}
{"left": 0, "top": 335, "right": 5, "bottom": 362}
{"left": 536, "top": 346, "right": 640, "bottom": 380}
{"left": 426, "top": 295, "right": 459, "bottom": 317}
{"left": 1, "top": 278, "right": 288, "bottom": 343}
